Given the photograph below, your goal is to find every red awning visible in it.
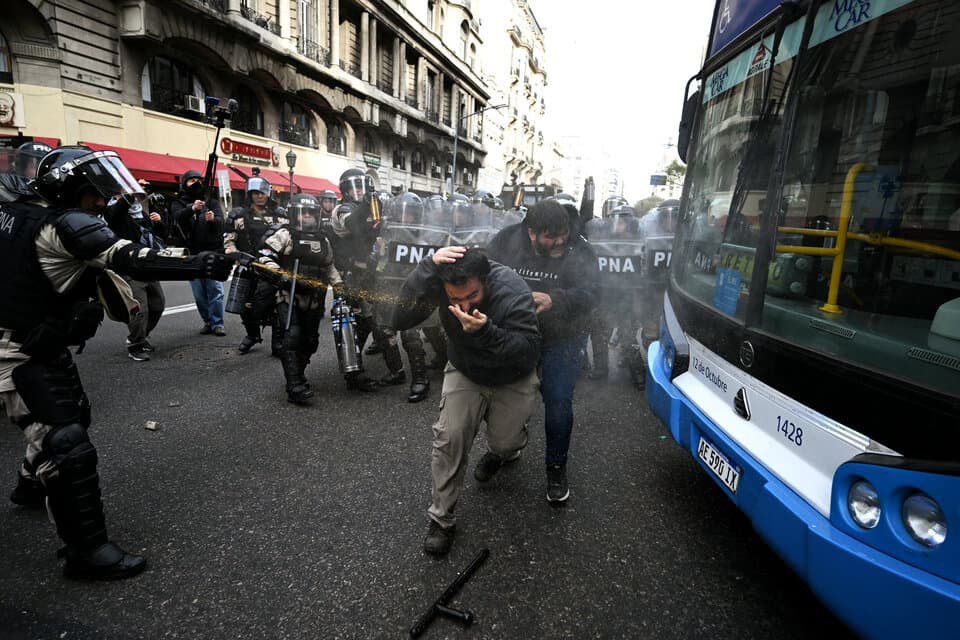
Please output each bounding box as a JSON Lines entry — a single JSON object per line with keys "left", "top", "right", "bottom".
{"left": 293, "top": 174, "right": 340, "bottom": 198}
{"left": 81, "top": 142, "right": 244, "bottom": 188}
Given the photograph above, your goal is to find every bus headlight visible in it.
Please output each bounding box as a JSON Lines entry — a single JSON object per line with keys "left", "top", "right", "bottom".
{"left": 902, "top": 493, "right": 947, "bottom": 547}
{"left": 847, "top": 480, "right": 881, "bottom": 529}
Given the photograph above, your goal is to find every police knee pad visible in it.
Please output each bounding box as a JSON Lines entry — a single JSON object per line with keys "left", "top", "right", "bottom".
{"left": 42, "top": 422, "right": 97, "bottom": 475}
{"left": 12, "top": 354, "right": 91, "bottom": 427}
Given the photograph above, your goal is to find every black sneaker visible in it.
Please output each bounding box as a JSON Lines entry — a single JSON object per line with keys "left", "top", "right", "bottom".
{"left": 127, "top": 347, "right": 150, "bottom": 362}
{"left": 546, "top": 464, "right": 570, "bottom": 503}
{"left": 10, "top": 475, "right": 45, "bottom": 508}
{"left": 423, "top": 520, "right": 455, "bottom": 556}
{"left": 474, "top": 450, "right": 521, "bottom": 482}
{"left": 346, "top": 374, "right": 379, "bottom": 392}
{"left": 140, "top": 339, "right": 155, "bottom": 353}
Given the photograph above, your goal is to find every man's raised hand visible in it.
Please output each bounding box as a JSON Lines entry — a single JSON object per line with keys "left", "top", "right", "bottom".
{"left": 448, "top": 305, "right": 487, "bottom": 333}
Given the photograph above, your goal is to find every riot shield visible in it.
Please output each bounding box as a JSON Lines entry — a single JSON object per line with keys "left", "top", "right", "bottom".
{"left": 638, "top": 207, "right": 677, "bottom": 342}
{"left": 373, "top": 220, "right": 450, "bottom": 325}
{"left": 589, "top": 215, "right": 646, "bottom": 319}
{"left": 450, "top": 206, "right": 495, "bottom": 248}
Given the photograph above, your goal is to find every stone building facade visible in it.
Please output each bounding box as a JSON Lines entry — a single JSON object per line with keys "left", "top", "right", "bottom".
{"left": 0, "top": 0, "right": 494, "bottom": 200}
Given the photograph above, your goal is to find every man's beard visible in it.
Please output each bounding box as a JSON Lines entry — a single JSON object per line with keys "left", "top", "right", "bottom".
{"left": 534, "top": 239, "right": 565, "bottom": 258}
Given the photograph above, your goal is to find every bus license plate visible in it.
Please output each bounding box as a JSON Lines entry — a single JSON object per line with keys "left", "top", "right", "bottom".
{"left": 697, "top": 436, "right": 740, "bottom": 494}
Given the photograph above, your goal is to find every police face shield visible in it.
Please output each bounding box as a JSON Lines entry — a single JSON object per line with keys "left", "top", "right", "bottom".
{"left": 602, "top": 196, "right": 629, "bottom": 218}
{"left": 246, "top": 177, "right": 272, "bottom": 201}
{"left": 424, "top": 196, "right": 448, "bottom": 228}
{"left": 290, "top": 199, "right": 322, "bottom": 234}
{"left": 341, "top": 174, "right": 372, "bottom": 203}
{"left": 609, "top": 206, "right": 640, "bottom": 236}
{"left": 74, "top": 152, "right": 145, "bottom": 204}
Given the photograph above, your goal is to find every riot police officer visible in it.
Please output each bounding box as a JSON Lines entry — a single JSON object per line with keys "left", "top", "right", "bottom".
{"left": 330, "top": 168, "right": 405, "bottom": 390}
{"left": 586, "top": 204, "right": 646, "bottom": 387}
{"left": 225, "top": 176, "right": 289, "bottom": 355}
{"left": 375, "top": 192, "right": 450, "bottom": 402}
{"left": 318, "top": 188, "right": 338, "bottom": 223}
{"left": 0, "top": 141, "right": 52, "bottom": 202}
{"left": 256, "top": 193, "right": 344, "bottom": 403}
{"left": 2, "top": 146, "right": 232, "bottom": 579}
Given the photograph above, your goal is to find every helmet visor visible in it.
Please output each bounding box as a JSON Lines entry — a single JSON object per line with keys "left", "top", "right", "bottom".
{"left": 76, "top": 152, "right": 145, "bottom": 202}
{"left": 341, "top": 174, "right": 371, "bottom": 202}
{"left": 291, "top": 202, "right": 321, "bottom": 234}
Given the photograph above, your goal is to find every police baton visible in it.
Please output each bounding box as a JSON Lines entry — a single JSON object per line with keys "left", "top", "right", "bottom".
{"left": 284, "top": 258, "right": 299, "bottom": 331}
{"left": 409, "top": 548, "right": 489, "bottom": 638}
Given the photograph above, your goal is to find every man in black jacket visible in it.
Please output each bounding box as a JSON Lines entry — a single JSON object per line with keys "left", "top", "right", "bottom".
{"left": 486, "top": 199, "right": 599, "bottom": 503}
{"left": 170, "top": 169, "right": 226, "bottom": 335}
{"left": 394, "top": 247, "right": 541, "bottom": 555}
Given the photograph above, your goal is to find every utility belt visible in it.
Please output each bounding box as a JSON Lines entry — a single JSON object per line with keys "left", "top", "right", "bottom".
{"left": 11, "top": 302, "right": 105, "bottom": 359}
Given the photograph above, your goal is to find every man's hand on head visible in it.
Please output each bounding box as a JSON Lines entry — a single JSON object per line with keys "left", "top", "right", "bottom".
{"left": 432, "top": 246, "right": 467, "bottom": 265}
{"left": 448, "top": 305, "right": 487, "bottom": 333}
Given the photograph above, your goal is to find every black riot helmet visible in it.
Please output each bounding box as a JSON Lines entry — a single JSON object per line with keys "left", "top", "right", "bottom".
{"left": 339, "top": 168, "right": 372, "bottom": 204}
{"left": 386, "top": 192, "right": 424, "bottom": 225}
{"left": 288, "top": 193, "right": 322, "bottom": 235}
{"left": 15, "top": 141, "right": 53, "bottom": 179}
{"left": 601, "top": 195, "right": 629, "bottom": 218}
{"left": 319, "top": 188, "right": 338, "bottom": 217}
{"left": 35, "top": 146, "right": 145, "bottom": 208}
{"left": 446, "top": 193, "right": 474, "bottom": 229}
{"left": 246, "top": 175, "right": 273, "bottom": 200}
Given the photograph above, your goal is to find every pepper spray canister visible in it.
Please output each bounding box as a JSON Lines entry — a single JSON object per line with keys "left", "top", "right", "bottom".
{"left": 331, "top": 298, "right": 362, "bottom": 373}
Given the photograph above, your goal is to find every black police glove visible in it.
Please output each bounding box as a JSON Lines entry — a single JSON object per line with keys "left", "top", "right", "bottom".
{"left": 102, "top": 197, "right": 131, "bottom": 224}
{"left": 197, "top": 251, "right": 233, "bottom": 281}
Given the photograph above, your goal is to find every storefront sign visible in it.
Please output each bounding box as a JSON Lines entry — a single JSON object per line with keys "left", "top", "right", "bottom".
{"left": 220, "top": 137, "right": 279, "bottom": 167}
{"left": 363, "top": 152, "right": 381, "bottom": 169}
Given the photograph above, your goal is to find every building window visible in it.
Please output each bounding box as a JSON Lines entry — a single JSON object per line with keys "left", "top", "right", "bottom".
{"left": 280, "top": 101, "right": 318, "bottom": 148}
{"left": 142, "top": 56, "right": 206, "bottom": 118}
{"left": 460, "top": 21, "right": 469, "bottom": 59}
{"left": 411, "top": 149, "right": 425, "bottom": 175}
{"left": 0, "top": 32, "right": 12, "bottom": 84}
{"left": 393, "top": 143, "right": 406, "bottom": 169}
{"left": 231, "top": 85, "right": 263, "bottom": 137}
{"left": 430, "top": 155, "right": 443, "bottom": 179}
{"left": 363, "top": 132, "right": 377, "bottom": 154}
{"left": 327, "top": 120, "right": 346, "bottom": 155}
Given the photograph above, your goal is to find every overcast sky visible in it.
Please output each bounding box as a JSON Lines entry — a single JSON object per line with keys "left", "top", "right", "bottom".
{"left": 528, "top": 1, "right": 715, "bottom": 200}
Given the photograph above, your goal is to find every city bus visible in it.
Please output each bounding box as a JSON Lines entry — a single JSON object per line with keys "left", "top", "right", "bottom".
{"left": 646, "top": 0, "right": 960, "bottom": 636}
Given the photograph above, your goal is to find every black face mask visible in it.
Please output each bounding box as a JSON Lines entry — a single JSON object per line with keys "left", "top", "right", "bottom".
{"left": 185, "top": 182, "right": 204, "bottom": 200}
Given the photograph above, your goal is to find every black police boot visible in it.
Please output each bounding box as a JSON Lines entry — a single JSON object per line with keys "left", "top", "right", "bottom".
{"left": 280, "top": 351, "right": 313, "bottom": 404}
{"left": 408, "top": 367, "right": 430, "bottom": 404}
{"left": 45, "top": 433, "right": 146, "bottom": 580}
{"left": 379, "top": 338, "right": 406, "bottom": 386}
{"left": 10, "top": 473, "right": 45, "bottom": 508}
{"left": 238, "top": 335, "right": 261, "bottom": 354}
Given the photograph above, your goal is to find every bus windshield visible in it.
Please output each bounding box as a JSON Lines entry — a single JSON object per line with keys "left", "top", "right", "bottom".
{"left": 676, "top": 1, "right": 960, "bottom": 400}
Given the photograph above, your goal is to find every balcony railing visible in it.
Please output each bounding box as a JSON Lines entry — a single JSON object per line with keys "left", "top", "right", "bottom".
{"left": 405, "top": 96, "right": 418, "bottom": 108}
{"left": 240, "top": 6, "right": 281, "bottom": 36}
{"left": 378, "top": 79, "right": 394, "bottom": 94}
{"left": 426, "top": 109, "right": 440, "bottom": 124}
{"left": 279, "top": 125, "right": 318, "bottom": 149}
{"left": 199, "top": 0, "right": 226, "bottom": 11}
{"left": 297, "top": 38, "right": 330, "bottom": 66}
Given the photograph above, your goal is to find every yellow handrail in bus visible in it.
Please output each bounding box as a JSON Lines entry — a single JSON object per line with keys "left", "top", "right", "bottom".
{"left": 774, "top": 161, "right": 960, "bottom": 313}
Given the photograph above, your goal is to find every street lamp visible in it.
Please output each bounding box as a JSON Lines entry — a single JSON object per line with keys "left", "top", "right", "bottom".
{"left": 285, "top": 149, "right": 297, "bottom": 203}
{"left": 451, "top": 103, "right": 506, "bottom": 195}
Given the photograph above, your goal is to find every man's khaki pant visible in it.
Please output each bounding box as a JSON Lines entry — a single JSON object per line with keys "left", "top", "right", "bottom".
{"left": 428, "top": 365, "right": 540, "bottom": 527}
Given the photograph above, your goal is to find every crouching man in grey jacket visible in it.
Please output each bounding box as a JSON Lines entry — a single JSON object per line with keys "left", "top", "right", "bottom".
{"left": 393, "top": 246, "right": 542, "bottom": 556}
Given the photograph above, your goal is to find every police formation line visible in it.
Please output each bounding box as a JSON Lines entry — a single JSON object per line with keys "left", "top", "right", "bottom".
{"left": 0, "top": 145, "right": 677, "bottom": 578}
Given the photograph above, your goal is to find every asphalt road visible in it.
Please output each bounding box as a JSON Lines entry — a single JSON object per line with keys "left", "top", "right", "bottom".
{"left": 0, "top": 282, "right": 854, "bottom": 639}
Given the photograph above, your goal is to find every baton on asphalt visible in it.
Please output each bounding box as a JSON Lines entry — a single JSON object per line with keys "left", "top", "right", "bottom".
{"left": 409, "top": 547, "right": 489, "bottom": 638}
{"left": 284, "top": 258, "right": 300, "bottom": 331}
